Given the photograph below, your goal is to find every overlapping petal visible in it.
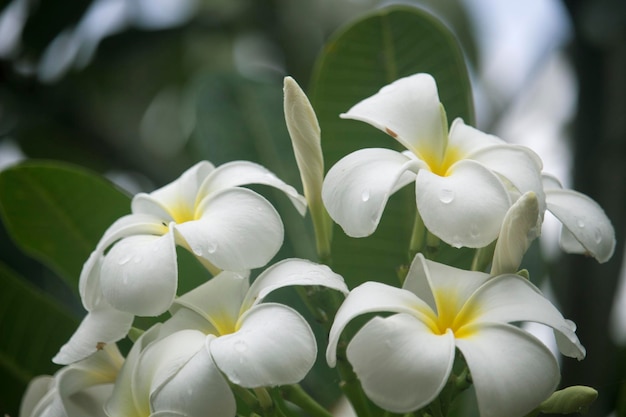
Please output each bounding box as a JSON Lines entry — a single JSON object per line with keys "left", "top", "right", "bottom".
{"left": 241, "top": 258, "right": 348, "bottom": 312}
{"left": 151, "top": 339, "right": 235, "bottom": 417}
{"left": 326, "top": 281, "right": 432, "bottom": 367}
{"left": 210, "top": 303, "right": 317, "bottom": 387}
{"left": 347, "top": 314, "right": 455, "bottom": 413}
{"left": 545, "top": 188, "right": 615, "bottom": 263}
{"left": 340, "top": 73, "right": 447, "bottom": 159}
{"left": 322, "top": 148, "right": 420, "bottom": 237}
{"left": 175, "top": 187, "right": 283, "bottom": 270}
{"left": 447, "top": 118, "right": 504, "bottom": 156}
{"left": 459, "top": 274, "right": 585, "bottom": 359}
{"left": 416, "top": 159, "right": 511, "bottom": 247}
{"left": 100, "top": 232, "right": 177, "bottom": 316}
{"left": 455, "top": 323, "right": 559, "bottom": 417}
{"left": 53, "top": 302, "right": 133, "bottom": 365}
{"left": 198, "top": 161, "right": 307, "bottom": 216}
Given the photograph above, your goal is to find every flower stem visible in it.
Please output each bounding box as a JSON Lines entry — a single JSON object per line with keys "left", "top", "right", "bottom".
{"left": 470, "top": 241, "right": 496, "bottom": 272}
{"left": 408, "top": 210, "right": 427, "bottom": 261}
{"left": 281, "top": 384, "right": 334, "bottom": 417}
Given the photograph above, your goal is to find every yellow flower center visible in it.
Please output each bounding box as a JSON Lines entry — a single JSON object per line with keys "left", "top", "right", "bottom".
{"left": 418, "top": 288, "right": 477, "bottom": 339}
{"left": 168, "top": 201, "right": 197, "bottom": 224}
{"left": 418, "top": 145, "right": 462, "bottom": 177}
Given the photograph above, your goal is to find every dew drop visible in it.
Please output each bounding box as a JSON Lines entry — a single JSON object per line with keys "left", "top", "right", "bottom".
{"left": 207, "top": 242, "right": 218, "bottom": 254}
{"left": 594, "top": 228, "right": 603, "bottom": 244}
{"left": 361, "top": 189, "right": 370, "bottom": 202}
{"left": 576, "top": 218, "right": 585, "bottom": 228}
{"left": 191, "top": 246, "right": 203, "bottom": 256}
{"left": 470, "top": 224, "right": 480, "bottom": 239}
{"left": 118, "top": 255, "right": 132, "bottom": 265}
{"left": 234, "top": 340, "right": 247, "bottom": 352}
{"left": 439, "top": 189, "right": 455, "bottom": 204}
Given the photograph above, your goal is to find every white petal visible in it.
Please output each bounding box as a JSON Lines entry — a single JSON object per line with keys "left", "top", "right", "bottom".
{"left": 100, "top": 232, "right": 177, "bottom": 316}
{"left": 468, "top": 144, "right": 545, "bottom": 211}
{"left": 326, "top": 282, "right": 432, "bottom": 367}
{"left": 460, "top": 274, "right": 585, "bottom": 359}
{"left": 78, "top": 251, "right": 104, "bottom": 311}
{"left": 340, "top": 73, "right": 447, "bottom": 159}
{"left": 19, "top": 376, "right": 54, "bottom": 417}
{"left": 173, "top": 271, "right": 249, "bottom": 335}
{"left": 151, "top": 342, "right": 235, "bottom": 417}
{"left": 210, "top": 303, "right": 316, "bottom": 387}
{"left": 542, "top": 172, "right": 563, "bottom": 190}
{"left": 322, "top": 148, "right": 419, "bottom": 237}
{"left": 491, "top": 191, "right": 541, "bottom": 275}
{"left": 455, "top": 323, "right": 560, "bottom": 417}
{"left": 447, "top": 118, "right": 505, "bottom": 156}
{"left": 53, "top": 304, "right": 133, "bottom": 365}
{"left": 416, "top": 159, "right": 511, "bottom": 248}
{"left": 199, "top": 161, "right": 307, "bottom": 216}
{"left": 141, "top": 161, "right": 215, "bottom": 214}
{"left": 347, "top": 314, "right": 455, "bottom": 413}
{"left": 176, "top": 187, "right": 283, "bottom": 270}
{"left": 546, "top": 188, "right": 615, "bottom": 263}
{"left": 241, "top": 258, "right": 347, "bottom": 312}
{"left": 404, "top": 253, "right": 491, "bottom": 315}
{"left": 96, "top": 213, "right": 169, "bottom": 252}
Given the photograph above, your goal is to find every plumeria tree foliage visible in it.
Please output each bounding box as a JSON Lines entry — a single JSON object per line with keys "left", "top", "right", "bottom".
{"left": 0, "top": 5, "right": 616, "bottom": 417}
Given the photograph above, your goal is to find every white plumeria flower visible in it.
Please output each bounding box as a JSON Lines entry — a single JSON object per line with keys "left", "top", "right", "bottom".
{"left": 105, "top": 258, "right": 348, "bottom": 417}
{"left": 326, "top": 253, "right": 585, "bottom": 417}
{"left": 322, "top": 73, "right": 545, "bottom": 248}
{"left": 20, "top": 344, "right": 123, "bottom": 417}
{"left": 542, "top": 173, "right": 615, "bottom": 263}
{"left": 54, "top": 160, "right": 306, "bottom": 365}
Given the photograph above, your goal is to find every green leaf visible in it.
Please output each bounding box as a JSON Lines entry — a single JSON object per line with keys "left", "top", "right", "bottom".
{"left": 0, "top": 261, "right": 79, "bottom": 416}
{"left": 309, "top": 5, "right": 475, "bottom": 287}
{"left": 0, "top": 160, "right": 131, "bottom": 290}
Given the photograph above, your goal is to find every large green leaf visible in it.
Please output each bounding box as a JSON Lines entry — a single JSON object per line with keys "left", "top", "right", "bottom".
{"left": 0, "top": 261, "right": 79, "bottom": 416}
{"left": 0, "top": 161, "right": 131, "bottom": 289}
{"left": 309, "top": 5, "right": 475, "bottom": 288}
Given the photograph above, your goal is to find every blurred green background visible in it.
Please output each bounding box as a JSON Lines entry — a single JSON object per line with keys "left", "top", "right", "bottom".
{"left": 0, "top": 0, "right": 625, "bottom": 416}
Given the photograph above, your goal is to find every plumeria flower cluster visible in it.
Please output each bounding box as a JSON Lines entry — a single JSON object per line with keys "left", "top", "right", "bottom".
{"left": 20, "top": 73, "right": 615, "bottom": 417}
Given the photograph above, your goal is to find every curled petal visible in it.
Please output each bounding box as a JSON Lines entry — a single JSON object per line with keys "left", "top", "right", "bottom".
{"left": 322, "top": 148, "right": 419, "bottom": 237}
{"left": 416, "top": 159, "right": 511, "bottom": 248}
{"left": 173, "top": 271, "right": 249, "bottom": 335}
{"left": 210, "top": 303, "right": 316, "bottom": 387}
{"left": 138, "top": 161, "right": 215, "bottom": 215}
{"left": 53, "top": 304, "right": 133, "bottom": 365}
{"left": 447, "top": 119, "right": 505, "bottom": 156}
{"left": 404, "top": 253, "right": 491, "bottom": 315}
{"left": 241, "top": 258, "right": 347, "bottom": 312}
{"left": 456, "top": 323, "right": 560, "bottom": 417}
{"left": 19, "top": 376, "right": 54, "bottom": 417}
{"left": 96, "top": 213, "right": 169, "bottom": 252}
{"left": 546, "top": 188, "right": 615, "bottom": 263}
{"left": 100, "top": 232, "right": 177, "bottom": 316}
{"left": 468, "top": 144, "right": 545, "bottom": 211}
{"left": 176, "top": 187, "right": 283, "bottom": 271}
{"left": 151, "top": 343, "right": 235, "bottom": 417}
{"left": 459, "top": 274, "right": 585, "bottom": 359}
{"left": 78, "top": 251, "right": 104, "bottom": 310}
{"left": 326, "top": 282, "right": 431, "bottom": 367}
{"left": 491, "top": 191, "right": 541, "bottom": 275}
{"left": 340, "top": 73, "right": 447, "bottom": 159}
{"left": 199, "top": 161, "right": 307, "bottom": 216}
{"left": 347, "top": 314, "right": 455, "bottom": 413}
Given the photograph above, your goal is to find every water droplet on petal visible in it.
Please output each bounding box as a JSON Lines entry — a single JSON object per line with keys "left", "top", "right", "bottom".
{"left": 470, "top": 224, "right": 480, "bottom": 239}
{"left": 577, "top": 218, "right": 585, "bottom": 228}
{"left": 191, "top": 246, "right": 203, "bottom": 256}
{"left": 594, "top": 228, "right": 603, "bottom": 244}
{"left": 361, "top": 189, "right": 370, "bottom": 202}
{"left": 451, "top": 236, "right": 462, "bottom": 248}
{"left": 207, "top": 242, "right": 218, "bottom": 254}
{"left": 439, "top": 189, "right": 455, "bottom": 204}
{"left": 118, "top": 255, "right": 132, "bottom": 265}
